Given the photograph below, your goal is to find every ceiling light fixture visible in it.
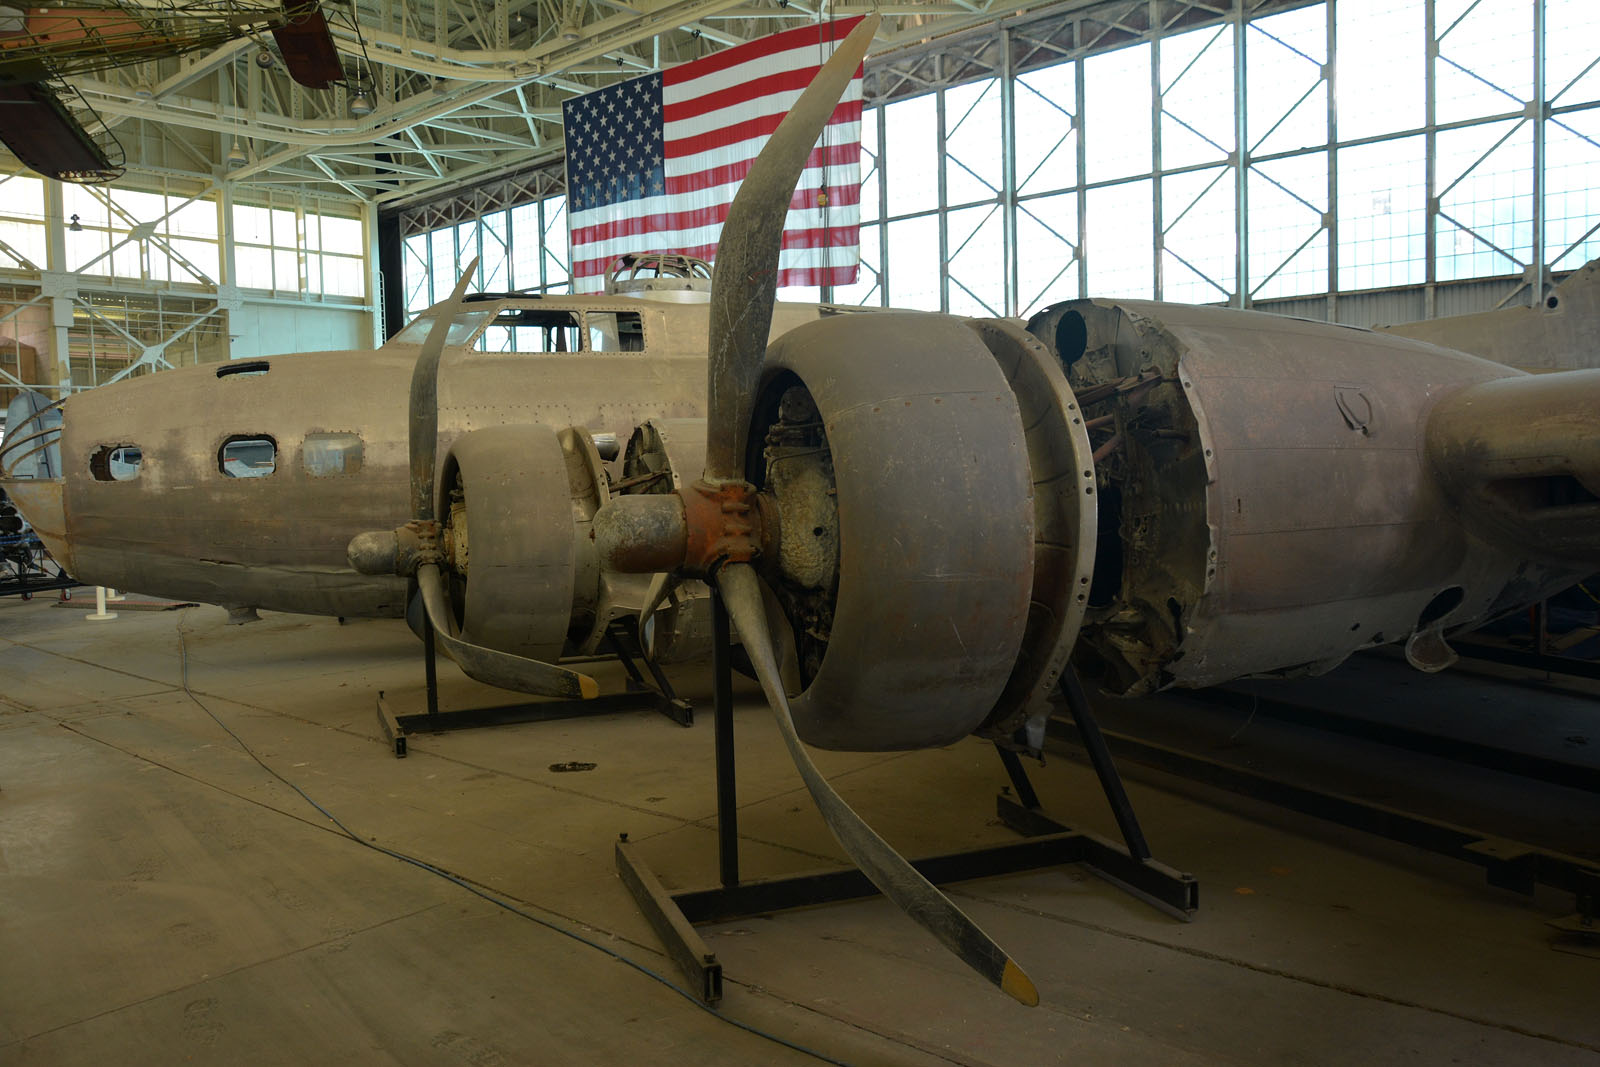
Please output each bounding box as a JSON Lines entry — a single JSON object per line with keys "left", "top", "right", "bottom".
{"left": 560, "top": 2, "right": 581, "bottom": 40}
{"left": 348, "top": 90, "right": 374, "bottom": 117}
{"left": 67, "top": 214, "right": 82, "bottom": 232}
{"left": 226, "top": 141, "right": 248, "bottom": 168}
{"left": 133, "top": 82, "right": 154, "bottom": 100}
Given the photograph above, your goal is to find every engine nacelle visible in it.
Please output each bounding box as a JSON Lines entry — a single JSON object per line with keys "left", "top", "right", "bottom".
{"left": 1028, "top": 299, "right": 1594, "bottom": 693}
{"left": 438, "top": 424, "right": 652, "bottom": 660}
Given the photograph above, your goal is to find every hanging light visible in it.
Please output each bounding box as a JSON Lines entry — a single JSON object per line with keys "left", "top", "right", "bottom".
{"left": 226, "top": 141, "right": 248, "bottom": 168}
{"left": 559, "top": 1, "right": 582, "bottom": 40}
{"left": 67, "top": 214, "right": 82, "bottom": 232}
{"left": 349, "top": 90, "right": 374, "bottom": 117}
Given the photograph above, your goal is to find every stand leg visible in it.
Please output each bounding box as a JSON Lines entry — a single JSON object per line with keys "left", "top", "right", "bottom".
{"left": 606, "top": 618, "right": 693, "bottom": 726}
{"left": 711, "top": 584, "right": 739, "bottom": 888}
{"left": 422, "top": 613, "right": 440, "bottom": 720}
{"left": 605, "top": 620, "right": 651, "bottom": 690}
{"left": 995, "top": 741, "right": 1042, "bottom": 810}
{"left": 614, "top": 652, "right": 1198, "bottom": 1003}
{"left": 1061, "top": 668, "right": 1151, "bottom": 862}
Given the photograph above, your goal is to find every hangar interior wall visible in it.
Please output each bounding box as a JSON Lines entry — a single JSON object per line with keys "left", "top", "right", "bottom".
{"left": 227, "top": 301, "right": 373, "bottom": 361}
{"left": 0, "top": 177, "right": 372, "bottom": 402}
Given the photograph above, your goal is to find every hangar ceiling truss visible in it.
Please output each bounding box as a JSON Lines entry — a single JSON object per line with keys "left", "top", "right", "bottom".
{"left": 52, "top": 0, "right": 1074, "bottom": 207}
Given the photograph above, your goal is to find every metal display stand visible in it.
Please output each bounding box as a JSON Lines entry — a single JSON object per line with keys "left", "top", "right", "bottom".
{"left": 0, "top": 533, "right": 76, "bottom": 599}
{"left": 615, "top": 589, "right": 1198, "bottom": 1004}
{"left": 377, "top": 615, "right": 692, "bottom": 757}
{"left": 1050, "top": 705, "right": 1600, "bottom": 947}
{"left": 1456, "top": 597, "right": 1600, "bottom": 681}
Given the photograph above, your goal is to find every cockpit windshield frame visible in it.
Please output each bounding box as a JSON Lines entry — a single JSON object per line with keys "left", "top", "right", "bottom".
{"left": 390, "top": 309, "right": 497, "bottom": 347}
{"left": 391, "top": 302, "right": 648, "bottom": 355}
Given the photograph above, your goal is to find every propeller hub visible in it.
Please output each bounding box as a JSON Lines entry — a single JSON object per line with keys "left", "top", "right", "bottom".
{"left": 682, "top": 479, "right": 775, "bottom": 574}
{"left": 347, "top": 520, "right": 440, "bottom": 577}
{"left": 592, "top": 478, "right": 780, "bottom": 579}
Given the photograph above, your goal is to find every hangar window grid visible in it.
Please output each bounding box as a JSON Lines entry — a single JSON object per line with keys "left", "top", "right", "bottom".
{"left": 61, "top": 182, "right": 221, "bottom": 287}
{"left": 231, "top": 194, "right": 365, "bottom": 300}
{"left": 0, "top": 175, "right": 47, "bottom": 271}
{"left": 66, "top": 292, "right": 229, "bottom": 389}
{"left": 401, "top": 193, "right": 572, "bottom": 342}
{"left": 391, "top": 0, "right": 1600, "bottom": 327}
{"left": 843, "top": 0, "right": 1600, "bottom": 322}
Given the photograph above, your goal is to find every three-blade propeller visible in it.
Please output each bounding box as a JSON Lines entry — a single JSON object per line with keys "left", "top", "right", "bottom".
{"left": 350, "top": 258, "right": 598, "bottom": 700}
{"left": 370, "top": 13, "right": 1038, "bottom": 1004}
{"left": 691, "top": 14, "right": 1038, "bottom": 1007}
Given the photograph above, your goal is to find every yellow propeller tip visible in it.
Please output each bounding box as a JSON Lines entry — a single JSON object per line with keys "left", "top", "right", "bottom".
{"left": 1001, "top": 960, "right": 1039, "bottom": 1007}
{"left": 578, "top": 674, "right": 600, "bottom": 700}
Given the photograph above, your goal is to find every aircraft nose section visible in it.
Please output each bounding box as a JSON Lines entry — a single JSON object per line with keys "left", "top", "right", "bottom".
{"left": 1, "top": 477, "right": 73, "bottom": 574}
{"left": 2, "top": 390, "right": 72, "bottom": 573}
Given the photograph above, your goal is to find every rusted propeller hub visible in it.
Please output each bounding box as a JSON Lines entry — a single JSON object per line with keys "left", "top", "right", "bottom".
{"left": 682, "top": 479, "right": 777, "bottom": 573}
{"left": 591, "top": 477, "right": 781, "bottom": 579}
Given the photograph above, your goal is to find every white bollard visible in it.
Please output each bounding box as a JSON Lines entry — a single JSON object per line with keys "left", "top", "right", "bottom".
{"left": 106, "top": 587, "right": 126, "bottom": 602}
{"left": 86, "top": 585, "right": 118, "bottom": 622}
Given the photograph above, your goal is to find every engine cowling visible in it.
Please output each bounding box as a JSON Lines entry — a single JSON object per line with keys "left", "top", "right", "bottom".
{"left": 438, "top": 424, "right": 652, "bottom": 660}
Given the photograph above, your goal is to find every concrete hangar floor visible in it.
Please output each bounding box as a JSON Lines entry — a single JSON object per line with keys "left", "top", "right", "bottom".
{"left": 1, "top": 594, "right": 1596, "bottom": 1065}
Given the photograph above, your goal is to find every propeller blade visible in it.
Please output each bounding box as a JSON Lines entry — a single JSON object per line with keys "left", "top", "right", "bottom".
{"left": 703, "top": 15, "right": 877, "bottom": 482}
{"left": 415, "top": 560, "right": 459, "bottom": 638}
{"left": 410, "top": 256, "right": 480, "bottom": 521}
{"left": 716, "top": 564, "right": 1039, "bottom": 1006}
{"left": 637, "top": 571, "right": 678, "bottom": 638}
{"left": 418, "top": 563, "right": 599, "bottom": 699}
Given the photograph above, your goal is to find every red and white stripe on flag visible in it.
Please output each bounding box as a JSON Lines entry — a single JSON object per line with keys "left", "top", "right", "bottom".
{"left": 565, "top": 17, "right": 865, "bottom": 293}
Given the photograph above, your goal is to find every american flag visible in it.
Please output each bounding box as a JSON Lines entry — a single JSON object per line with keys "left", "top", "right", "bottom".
{"left": 562, "top": 17, "right": 865, "bottom": 293}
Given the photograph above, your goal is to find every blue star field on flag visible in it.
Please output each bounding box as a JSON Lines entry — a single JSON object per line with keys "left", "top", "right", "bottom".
{"left": 562, "top": 73, "right": 666, "bottom": 215}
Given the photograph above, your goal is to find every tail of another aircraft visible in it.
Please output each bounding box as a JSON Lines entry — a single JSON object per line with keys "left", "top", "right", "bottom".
{"left": 1380, "top": 259, "right": 1600, "bottom": 372}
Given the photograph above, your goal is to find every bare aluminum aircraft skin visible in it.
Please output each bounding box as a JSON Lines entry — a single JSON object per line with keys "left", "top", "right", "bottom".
{"left": 4, "top": 261, "right": 1600, "bottom": 698}
{"left": 1, "top": 290, "right": 838, "bottom": 618}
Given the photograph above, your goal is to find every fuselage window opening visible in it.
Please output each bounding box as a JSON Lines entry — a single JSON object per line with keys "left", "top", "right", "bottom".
{"left": 219, "top": 435, "right": 277, "bottom": 478}
{"left": 88, "top": 444, "right": 142, "bottom": 482}
{"left": 482, "top": 307, "right": 584, "bottom": 353}
{"left": 302, "top": 432, "right": 363, "bottom": 477}
{"left": 588, "top": 311, "right": 646, "bottom": 352}
{"left": 217, "top": 360, "right": 271, "bottom": 379}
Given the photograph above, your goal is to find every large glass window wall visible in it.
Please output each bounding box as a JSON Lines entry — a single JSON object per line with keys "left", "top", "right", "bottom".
{"left": 230, "top": 194, "right": 366, "bottom": 298}
{"left": 397, "top": 0, "right": 1600, "bottom": 322}
{"left": 849, "top": 0, "right": 1600, "bottom": 317}
{"left": 402, "top": 196, "right": 570, "bottom": 321}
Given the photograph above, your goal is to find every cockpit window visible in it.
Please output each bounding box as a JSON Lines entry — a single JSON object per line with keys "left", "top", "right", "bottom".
{"left": 217, "top": 361, "right": 270, "bottom": 378}
{"left": 588, "top": 311, "right": 645, "bottom": 352}
{"left": 220, "top": 436, "right": 276, "bottom": 478}
{"left": 391, "top": 309, "right": 495, "bottom": 346}
{"left": 89, "top": 444, "right": 142, "bottom": 481}
{"left": 480, "top": 308, "right": 583, "bottom": 353}
{"left": 302, "top": 432, "right": 363, "bottom": 476}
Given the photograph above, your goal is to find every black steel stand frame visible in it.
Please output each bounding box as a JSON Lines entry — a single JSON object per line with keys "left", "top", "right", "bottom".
{"left": 1456, "top": 598, "right": 1600, "bottom": 681}
{"left": 376, "top": 612, "right": 692, "bottom": 757}
{"left": 615, "top": 587, "right": 1198, "bottom": 1005}
{"left": 1046, "top": 715, "right": 1600, "bottom": 944}
{"left": 0, "top": 533, "right": 76, "bottom": 599}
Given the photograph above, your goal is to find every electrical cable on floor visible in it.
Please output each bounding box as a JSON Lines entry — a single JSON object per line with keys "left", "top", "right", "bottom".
{"left": 172, "top": 612, "right": 850, "bottom": 1067}
{"left": 1226, "top": 693, "right": 1259, "bottom": 742}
